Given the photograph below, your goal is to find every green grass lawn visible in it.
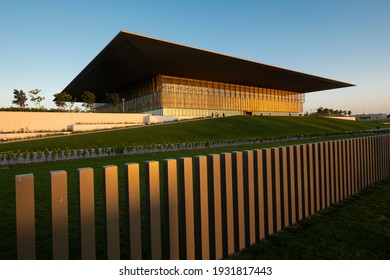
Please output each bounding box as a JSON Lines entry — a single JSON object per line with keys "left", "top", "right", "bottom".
{"left": 234, "top": 177, "right": 390, "bottom": 259}
{"left": 0, "top": 116, "right": 386, "bottom": 153}
{"left": 0, "top": 116, "right": 388, "bottom": 259}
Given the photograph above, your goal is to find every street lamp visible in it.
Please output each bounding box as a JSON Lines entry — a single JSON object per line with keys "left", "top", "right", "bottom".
{"left": 122, "top": 98, "right": 125, "bottom": 113}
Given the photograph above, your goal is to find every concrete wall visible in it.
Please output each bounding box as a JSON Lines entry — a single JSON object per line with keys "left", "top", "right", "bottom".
{"left": 146, "top": 115, "right": 197, "bottom": 124}
{"left": 325, "top": 116, "right": 356, "bottom": 121}
{"left": 68, "top": 123, "right": 142, "bottom": 132}
{"left": 0, "top": 112, "right": 148, "bottom": 132}
{"left": 356, "top": 113, "right": 389, "bottom": 121}
{"left": 0, "top": 112, "right": 194, "bottom": 133}
{"left": 0, "top": 132, "right": 71, "bottom": 141}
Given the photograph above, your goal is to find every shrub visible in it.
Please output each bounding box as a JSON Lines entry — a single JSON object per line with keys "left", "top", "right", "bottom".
{"left": 22, "top": 150, "right": 29, "bottom": 161}
{"left": 28, "top": 150, "right": 34, "bottom": 162}
{"left": 95, "top": 146, "right": 101, "bottom": 156}
{"left": 6, "top": 151, "right": 14, "bottom": 162}
{"left": 36, "top": 150, "right": 43, "bottom": 161}
{"left": 44, "top": 148, "right": 50, "bottom": 161}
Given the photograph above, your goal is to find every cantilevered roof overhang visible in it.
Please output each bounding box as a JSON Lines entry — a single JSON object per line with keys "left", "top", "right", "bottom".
{"left": 63, "top": 31, "right": 354, "bottom": 99}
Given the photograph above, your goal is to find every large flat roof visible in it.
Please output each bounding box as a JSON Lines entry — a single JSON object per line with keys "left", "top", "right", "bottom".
{"left": 63, "top": 31, "right": 354, "bottom": 99}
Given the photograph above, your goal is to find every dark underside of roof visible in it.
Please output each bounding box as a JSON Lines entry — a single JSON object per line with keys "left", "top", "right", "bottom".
{"left": 63, "top": 31, "right": 354, "bottom": 101}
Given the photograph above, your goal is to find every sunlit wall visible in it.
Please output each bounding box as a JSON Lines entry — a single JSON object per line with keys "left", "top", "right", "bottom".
{"left": 98, "top": 75, "right": 305, "bottom": 116}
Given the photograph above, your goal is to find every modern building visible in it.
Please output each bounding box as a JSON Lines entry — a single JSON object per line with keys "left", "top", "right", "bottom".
{"left": 63, "top": 31, "right": 353, "bottom": 117}
{"left": 356, "top": 113, "right": 390, "bottom": 121}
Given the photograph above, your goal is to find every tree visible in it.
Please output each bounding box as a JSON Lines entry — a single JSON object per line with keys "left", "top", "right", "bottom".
{"left": 347, "top": 110, "right": 352, "bottom": 117}
{"left": 316, "top": 107, "right": 324, "bottom": 115}
{"left": 81, "top": 91, "right": 96, "bottom": 111}
{"left": 105, "top": 92, "right": 120, "bottom": 111}
{"left": 29, "top": 89, "right": 45, "bottom": 108}
{"left": 68, "top": 97, "right": 77, "bottom": 112}
{"left": 323, "top": 107, "right": 330, "bottom": 116}
{"left": 53, "top": 92, "right": 74, "bottom": 110}
{"left": 315, "top": 107, "right": 351, "bottom": 117}
{"left": 12, "top": 89, "right": 28, "bottom": 108}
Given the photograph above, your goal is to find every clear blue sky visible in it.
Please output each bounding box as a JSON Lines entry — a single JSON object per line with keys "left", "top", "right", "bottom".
{"left": 0, "top": 0, "right": 389, "bottom": 114}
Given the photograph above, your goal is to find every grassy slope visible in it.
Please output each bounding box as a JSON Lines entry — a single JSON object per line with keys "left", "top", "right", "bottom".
{"left": 234, "top": 178, "right": 390, "bottom": 259}
{"left": 0, "top": 116, "right": 385, "bottom": 152}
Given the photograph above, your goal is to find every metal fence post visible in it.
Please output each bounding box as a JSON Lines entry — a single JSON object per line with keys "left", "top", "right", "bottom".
{"left": 254, "top": 149, "right": 266, "bottom": 240}
{"left": 51, "top": 170, "right": 68, "bottom": 260}
{"left": 124, "top": 163, "right": 142, "bottom": 260}
{"left": 351, "top": 139, "right": 356, "bottom": 195}
{"left": 329, "top": 141, "right": 335, "bottom": 204}
{"left": 280, "top": 147, "right": 290, "bottom": 228}
{"left": 334, "top": 141, "right": 340, "bottom": 202}
{"left": 162, "top": 159, "right": 179, "bottom": 260}
{"left": 356, "top": 138, "right": 362, "bottom": 192}
{"left": 287, "top": 146, "right": 296, "bottom": 225}
{"left": 324, "top": 142, "right": 330, "bottom": 208}
{"left": 207, "top": 154, "right": 223, "bottom": 259}
{"left": 308, "top": 144, "right": 315, "bottom": 215}
{"left": 16, "top": 174, "right": 35, "bottom": 260}
{"left": 179, "top": 157, "right": 195, "bottom": 260}
{"left": 78, "top": 168, "right": 96, "bottom": 260}
{"left": 264, "top": 149, "right": 274, "bottom": 236}
{"left": 145, "top": 161, "right": 161, "bottom": 260}
{"left": 319, "top": 142, "right": 325, "bottom": 210}
{"left": 243, "top": 150, "right": 256, "bottom": 247}
{"left": 301, "top": 145, "right": 309, "bottom": 218}
{"left": 194, "top": 155, "right": 210, "bottom": 260}
{"left": 312, "top": 143, "right": 321, "bottom": 213}
{"left": 102, "top": 165, "right": 120, "bottom": 260}
{"left": 295, "top": 145, "right": 303, "bottom": 221}
{"left": 220, "top": 153, "right": 235, "bottom": 257}
{"left": 342, "top": 140, "right": 347, "bottom": 198}
{"left": 232, "top": 151, "right": 246, "bottom": 250}
{"left": 271, "top": 148, "right": 282, "bottom": 232}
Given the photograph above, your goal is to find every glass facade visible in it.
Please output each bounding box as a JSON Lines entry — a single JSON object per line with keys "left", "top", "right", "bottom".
{"left": 98, "top": 75, "right": 305, "bottom": 116}
{"left": 161, "top": 75, "right": 304, "bottom": 116}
